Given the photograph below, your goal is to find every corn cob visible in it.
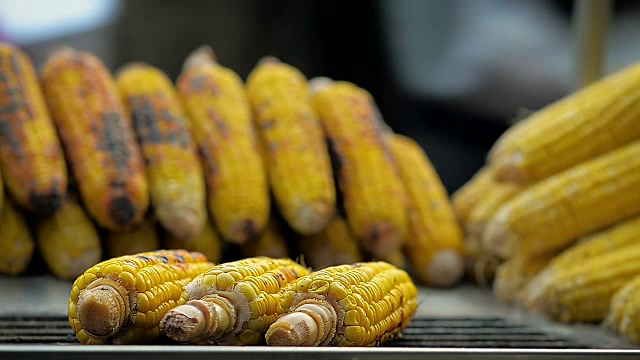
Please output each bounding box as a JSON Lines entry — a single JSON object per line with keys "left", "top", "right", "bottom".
{"left": 116, "top": 62, "right": 206, "bottom": 240}
{"left": 0, "top": 198, "right": 34, "bottom": 275}
{"left": 386, "top": 134, "right": 464, "bottom": 287}
{"left": 246, "top": 58, "right": 336, "bottom": 235}
{"left": 177, "top": 46, "right": 269, "bottom": 244}
{"left": 297, "top": 214, "right": 364, "bottom": 269}
{"left": 604, "top": 274, "right": 640, "bottom": 343}
{"left": 465, "top": 181, "right": 523, "bottom": 241}
{"left": 493, "top": 253, "right": 555, "bottom": 304}
{"left": 265, "top": 261, "right": 418, "bottom": 346}
{"left": 159, "top": 257, "right": 310, "bottom": 345}
{"left": 162, "top": 215, "right": 223, "bottom": 265}
{"left": 68, "top": 249, "right": 214, "bottom": 344}
{"left": 464, "top": 245, "right": 502, "bottom": 286}
{"left": 310, "top": 79, "right": 408, "bottom": 259}
{"left": 523, "top": 214, "right": 640, "bottom": 304}
{"left": 104, "top": 220, "right": 161, "bottom": 259}
{"left": 40, "top": 47, "right": 148, "bottom": 230}
{"left": 483, "top": 140, "right": 640, "bottom": 259}
{"left": 240, "top": 217, "right": 290, "bottom": 259}
{"left": 451, "top": 166, "right": 495, "bottom": 224}
{"left": 488, "top": 62, "right": 640, "bottom": 183}
{"left": 0, "top": 169, "right": 4, "bottom": 210}
{"left": 524, "top": 241, "right": 640, "bottom": 323}
{"left": 37, "top": 197, "right": 102, "bottom": 280}
{"left": 0, "top": 42, "right": 67, "bottom": 214}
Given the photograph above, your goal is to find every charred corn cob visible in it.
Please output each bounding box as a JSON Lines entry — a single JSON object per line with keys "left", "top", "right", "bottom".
{"left": 0, "top": 42, "right": 67, "bottom": 214}
{"left": 177, "top": 46, "right": 269, "bottom": 244}
{"left": 604, "top": 274, "right": 640, "bottom": 343}
{"left": 310, "top": 79, "right": 408, "bottom": 259}
{"left": 524, "top": 241, "right": 640, "bottom": 323}
{"left": 162, "top": 215, "right": 223, "bottom": 265}
{"left": 483, "top": 140, "right": 640, "bottom": 259}
{"left": 105, "top": 220, "right": 160, "bottom": 259}
{"left": 117, "top": 62, "right": 206, "bottom": 240}
{"left": 240, "top": 216, "right": 290, "bottom": 259}
{"left": 246, "top": 58, "right": 336, "bottom": 235}
{"left": 160, "top": 257, "right": 309, "bottom": 345}
{"left": 68, "top": 249, "right": 214, "bottom": 344}
{"left": 387, "top": 134, "right": 464, "bottom": 287}
{"left": 451, "top": 166, "right": 495, "bottom": 224}
{"left": 0, "top": 198, "right": 34, "bottom": 275}
{"left": 488, "top": 61, "right": 640, "bottom": 183}
{"left": 41, "top": 47, "right": 148, "bottom": 230}
{"left": 493, "top": 253, "right": 555, "bottom": 304}
{"left": 265, "top": 261, "right": 418, "bottom": 346}
{"left": 37, "top": 197, "right": 102, "bottom": 279}
{"left": 297, "top": 214, "right": 363, "bottom": 269}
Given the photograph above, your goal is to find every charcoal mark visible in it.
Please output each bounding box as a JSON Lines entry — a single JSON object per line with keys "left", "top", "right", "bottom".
{"left": 98, "top": 112, "right": 132, "bottom": 170}
{"left": 161, "top": 108, "right": 190, "bottom": 148}
{"left": 131, "top": 96, "right": 191, "bottom": 148}
{"left": 28, "top": 185, "right": 64, "bottom": 215}
{"left": 109, "top": 196, "right": 136, "bottom": 226}
{"left": 188, "top": 76, "right": 206, "bottom": 91}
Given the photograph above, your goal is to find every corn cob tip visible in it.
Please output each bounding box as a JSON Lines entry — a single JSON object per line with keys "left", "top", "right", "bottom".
{"left": 45, "top": 45, "right": 76, "bottom": 60}
{"left": 492, "top": 153, "right": 527, "bottom": 183}
{"left": 265, "top": 302, "right": 336, "bottom": 346}
{"left": 256, "top": 56, "right": 281, "bottom": 66}
{"left": 308, "top": 77, "right": 335, "bottom": 94}
{"left": 76, "top": 281, "right": 127, "bottom": 338}
{"left": 183, "top": 45, "right": 217, "bottom": 70}
{"left": 29, "top": 190, "right": 64, "bottom": 216}
{"left": 481, "top": 211, "right": 513, "bottom": 258}
{"left": 426, "top": 250, "right": 464, "bottom": 287}
{"left": 161, "top": 296, "right": 236, "bottom": 343}
{"left": 115, "top": 61, "right": 151, "bottom": 76}
{"left": 156, "top": 207, "right": 205, "bottom": 241}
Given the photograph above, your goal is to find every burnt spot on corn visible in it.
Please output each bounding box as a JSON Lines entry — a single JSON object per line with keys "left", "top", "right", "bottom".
{"left": 99, "top": 112, "right": 132, "bottom": 171}
{"left": 325, "top": 137, "right": 345, "bottom": 214}
{"left": 130, "top": 95, "right": 191, "bottom": 149}
{"left": 28, "top": 187, "right": 63, "bottom": 215}
{"left": 108, "top": 196, "right": 136, "bottom": 227}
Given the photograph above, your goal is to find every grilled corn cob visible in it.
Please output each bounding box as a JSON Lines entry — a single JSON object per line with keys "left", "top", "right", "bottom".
{"left": 177, "top": 46, "right": 269, "bottom": 244}
{"left": 37, "top": 197, "right": 102, "bottom": 279}
{"left": 297, "top": 214, "right": 364, "bottom": 269}
{"left": 493, "top": 253, "right": 555, "bottom": 304}
{"left": 483, "top": 140, "right": 640, "bottom": 259}
{"left": 0, "top": 42, "right": 67, "bottom": 214}
{"left": 0, "top": 198, "right": 34, "bottom": 275}
{"left": 240, "top": 216, "right": 290, "bottom": 259}
{"left": 310, "top": 79, "right": 408, "bottom": 259}
{"left": 162, "top": 215, "right": 223, "bottom": 265}
{"left": 246, "top": 58, "right": 336, "bottom": 235}
{"left": 160, "top": 257, "right": 309, "bottom": 345}
{"left": 105, "top": 220, "right": 161, "bottom": 258}
{"left": 265, "top": 261, "right": 418, "bottom": 346}
{"left": 451, "top": 166, "right": 495, "bottom": 224}
{"left": 488, "top": 61, "right": 640, "bottom": 183}
{"left": 68, "top": 249, "right": 214, "bottom": 344}
{"left": 387, "top": 134, "right": 464, "bottom": 287}
{"left": 604, "top": 274, "right": 640, "bottom": 343}
{"left": 465, "top": 181, "right": 523, "bottom": 241}
{"left": 117, "top": 62, "right": 206, "bottom": 240}
{"left": 41, "top": 47, "right": 148, "bottom": 230}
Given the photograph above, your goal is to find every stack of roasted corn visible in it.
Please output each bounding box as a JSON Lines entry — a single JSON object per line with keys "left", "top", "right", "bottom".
{"left": 452, "top": 60, "right": 640, "bottom": 342}
{"left": 0, "top": 42, "right": 464, "bottom": 288}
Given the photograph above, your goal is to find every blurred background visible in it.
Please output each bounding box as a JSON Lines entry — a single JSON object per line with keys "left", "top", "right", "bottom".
{"left": 2, "top": 0, "right": 640, "bottom": 192}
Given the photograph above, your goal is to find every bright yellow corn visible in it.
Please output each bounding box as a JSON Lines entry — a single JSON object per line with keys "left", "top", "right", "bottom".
{"left": 240, "top": 217, "right": 290, "bottom": 259}
{"left": 488, "top": 62, "right": 640, "bottom": 183}
{"left": 162, "top": 215, "right": 223, "bottom": 265}
{"left": 451, "top": 166, "right": 495, "bottom": 224}
{"left": 0, "top": 198, "right": 34, "bottom": 275}
{"left": 104, "top": 220, "right": 161, "bottom": 259}
{"left": 311, "top": 79, "right": 408, "bottom": 260}
{"left": 266, "top": 261, "right": 418, "bottom": 346}
{"left": 604, "top": 274, "right": 640, "bottom": 343}
{"left": 483, "top": 140, "right": 640, "bottom": 259}
{"left": 297, "top": 214, "right": 364, "bottom": 270}
{"left": 246, "top": 58, "right": 336, "bottom": 235}
{"left": 177, "top": 46, "right": 269, "bottom": 244}
{"left": 160, "top": 257, "right": 310, "bottom": 345}
{"left": 465, "top": 181, "right": 523, "bottom": 241}
{"left": 40, "top": 47, "right": 148, "bottom": 230}
{"left": 0, "top": 42, "right": 67, "bottom": 214}
{"left": 493, "top": 253, "right": 555, "bottom": 304}
{"left": 387, "top": 134, "right": 464, "bottom": 287}
{"left": 117, "top": 62, "right": 207, "bottom": 240}
{"left": 37, "top": 198, "right": 102, "bottom": 280}
{"left": 68, "top": 249, "right": 214, "bottom": 344}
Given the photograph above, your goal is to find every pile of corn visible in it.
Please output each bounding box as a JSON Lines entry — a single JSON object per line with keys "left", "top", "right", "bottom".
{"left": 453, "top": 60, "right": 640, "bottom": 343}
{"left": 0, "top": 42, "right": 464, "bottom": 288}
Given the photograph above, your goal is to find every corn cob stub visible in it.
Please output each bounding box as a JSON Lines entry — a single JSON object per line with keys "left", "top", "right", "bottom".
{"left": 40, "top": 47, "right": 149, "bottom": 231}
{"left": 265, "top": 261, "right": 418, "bottom": 347}
{"left": 0, "top": 42, "right": 68, "bottom": 215}
{"left": 159, "top": 257, "right": 310, "bottom": 345}
{"left": 0, "top": 198, "right": 35, "bottom": 276}
{"left": 68, "top": 249, "right": 214, "bottom": 344}
{"left": 177, "top": 46, "right": 270, "bottom": 244}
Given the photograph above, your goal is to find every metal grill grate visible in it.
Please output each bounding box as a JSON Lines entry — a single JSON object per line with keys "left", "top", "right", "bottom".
{"left": 0, "top": 315, "right": 587, "bottom": 348}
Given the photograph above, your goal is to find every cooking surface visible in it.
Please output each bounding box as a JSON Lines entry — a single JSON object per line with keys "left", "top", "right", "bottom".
{"left": 1, "top": 276, "right": 639, "bottom": 359}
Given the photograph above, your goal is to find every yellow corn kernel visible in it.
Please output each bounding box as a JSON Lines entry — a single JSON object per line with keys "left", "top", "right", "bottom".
{"left": 488, "top": 62, "right": 640, "bottom": 183}
{"left": 297, "top": 214, "right": 363, "bottom": 270}
{"left": 162, "top": 214, "right": 223, "bottom": 265}
{"left": 266, "top": 261, "right": 418, "bottom": 346}
{"left": 68, "top": 249, "right": 214, "bottom": 344}
{"left": 465, "top": 181, "right": 524, "bottom": 241}
{"left": 0, "top": 198, "right": 34, "bottom": 275}
{"left": 311, "top": 79, "right": 408, "bottom": 260}
{"left": 160, "top": 257, "right": 309, "bottom": 345}
{"left": 104, "top": 220, "right": 161, "bottom": 259}
{"left": 387, "top": 134, "right": 464, "bottom": 287}
{"left": 117, "top": 62, "right": 207, "bottom": 240}
{"left": 241, "top": 216, "right": 290, "bottom": 259}
{"left": 451, "top": 166, "right": 496, "bottom": 224}
{"left": 37, "top": 198, "right": 102, "bottom": 280}
{"left": 483, "top": 140, "right": 640, "bottom": 259}
{"left": 177, "top": 46, "right": 269, "bottom": 244}
{"left": 604, "top": 274, "right": 640, "bottom": 343}
{"left": 40, "top": 47, "right": 148, "bottom": 230}
{"left": 246, "top": 58, "right": 336, "bottom": 235}
{"left": 0, "top": 42, "right": 67, "bottom": 214}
